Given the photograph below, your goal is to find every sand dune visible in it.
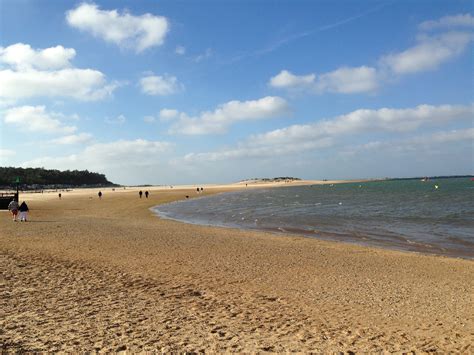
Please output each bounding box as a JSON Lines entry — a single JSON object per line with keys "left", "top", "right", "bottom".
{"left": 1, "top": 186, "right": 473, "bottom": 352}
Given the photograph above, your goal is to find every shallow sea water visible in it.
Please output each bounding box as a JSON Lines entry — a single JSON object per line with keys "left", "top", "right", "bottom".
{"left": 153, "top": 178, "right": 474, "bottom": 259}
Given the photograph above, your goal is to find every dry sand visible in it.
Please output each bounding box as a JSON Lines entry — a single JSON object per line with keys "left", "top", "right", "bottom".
{"left": 1, "top": 183, "right": 473, "bottom": 352}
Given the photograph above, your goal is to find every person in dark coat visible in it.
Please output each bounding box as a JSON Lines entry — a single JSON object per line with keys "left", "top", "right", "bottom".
{"left": 145, "top": 191, "right": 149, "bottom": 198}
{"left": 139, "top": 190, "right": 143, "bottom": 198}
{"left": 19, "top": 201, "right": 29, "bottom": 222}
{"left": 98, "top": 191, "right": 102, "bottom": 199}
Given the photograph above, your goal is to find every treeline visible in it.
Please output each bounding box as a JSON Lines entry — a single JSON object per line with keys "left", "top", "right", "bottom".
{"left": 0, "top": 167, "right": 117, "bottom": 188}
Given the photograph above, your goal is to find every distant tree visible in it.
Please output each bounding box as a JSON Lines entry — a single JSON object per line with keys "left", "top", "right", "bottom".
{"left": 0, "top": 167, "right": 117, "bottom": 188}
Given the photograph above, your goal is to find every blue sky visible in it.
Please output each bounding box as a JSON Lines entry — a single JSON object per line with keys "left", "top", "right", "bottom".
{"left": 0, "top": 0, "right": 472, "bottom": 184}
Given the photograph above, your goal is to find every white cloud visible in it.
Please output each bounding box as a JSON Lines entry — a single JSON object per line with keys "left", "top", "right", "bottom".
{"left": 159, "top": 108, "right": 179, "bottom": 121}
{"left": 169, "top": 96, "right": 290, "bottom": 135}
{"left": 348, "top": 128, "right": 474, "bottom": 155}
{"left": 269, "top": 66, "right": 378, "bottom": 94}
{"left": 0, "top": 43, "right": 118, "bottom": 102}
{"left": 105, "top": 114, "right": 126, "bottom": 125}
{"left": 180, "top": 103, "right": 473, "bottom": 162}
{"left": 66, "top": 2, "right": 169, "bottom": 53}
{"left": 23, "top": 139, "right": 172, "bottom": 174}
{"left": 175, "top": 45, "right": 186, "bottom": 55}
{"left": 254, "top": 103, "right": 474, "bottom": 145}
{"left": 316, "top": 66, "right": 378, "bottom": 93}
{"left": 381, "top": 31, "right": 472, "bottom": 74}
{"left": 182, "top": 138, "right": 333, "bottom": 163}
{"left": 419, "top": 13, "right": 474, "bottom": 31}
{"left": 50, "top": 133, "right": 93, "bottom": 145}
{"left": 3, "top": 105, "right": 77, "bottom": 134}
{"left": 270, "top": 22, "right": 473, "bottom": 95}
{"left": 0, "top": 68, "right": 118, "bottom": 101}
{"left": 139, "top": 74, "right": 183, "bottom": 96}
{"left": 269, "top": 70, "right": 315, "bottom": 88}
{"left": 0, "top": 43, "right": 75, "bottom": 70}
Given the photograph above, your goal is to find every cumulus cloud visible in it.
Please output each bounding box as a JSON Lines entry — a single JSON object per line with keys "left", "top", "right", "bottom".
{"left": 381, "top": 31, "right": 473, "bottom": 74}
{"left": 347, "top": 128, "right": 474, "bottom": 155}
{"left": 269, "top": 70, "right": 315, "bottom": 89}
{"left": 140, "top": 75, "right": 183, "bottom": 96}
{"left": 168, "top": 96, "right": 290, "bottom": 135}
{"left": 23, "top": 139, "right": 172, "bottom": 172}
{"left": 66, "top": 2, "right": 169, "bottom": 53}
{"left": 269, "top": 66, "right": 378, "bottom": 94}
{"left": 270, "top": 14, "right": 473, "bottom": 95}
{"left": 253, "top": 103, "right": 474, "bottom": 145}
{"left": 179, "top": 103, "right": 473, "bottom": 162}
{"left": 159, "top": 108, "right": 179, "bottom": 121}
{"left": 0, "top": 43, "right": 75, "bottom": 70}
{"left": 49, "top": 133, "right": 93, "bottom": 145}
{"left": 3, "top": 105, "right": 77, "bottom": 134}
{"left": 419, "top": 13, "right": 474, "bottom": 31}
{"left": 317, "top": 66, "right": 378, "bottom": 93}
{"left": 0, "top": 43, "right": 118, "bottom": 101}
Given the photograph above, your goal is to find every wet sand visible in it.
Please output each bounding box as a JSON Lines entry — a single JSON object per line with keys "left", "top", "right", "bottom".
{"left": 1, "top": 184, "right": 473, "bottom": 352}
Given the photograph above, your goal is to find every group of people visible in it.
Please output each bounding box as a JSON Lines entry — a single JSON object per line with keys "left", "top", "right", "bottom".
{"left": 7, "top": 199, "right": 29, "bottom": 222}
{"left": 138, "top": 190, "right": 149, "bottom": 198}
{"left": 196, "top": 187, "right": 204, "bottom": 193}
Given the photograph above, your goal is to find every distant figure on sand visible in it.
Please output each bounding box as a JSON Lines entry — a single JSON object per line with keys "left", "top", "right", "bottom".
{"left": 58, "top": 193, "right": 62, "bottom": 199}
{"left": 139, "top": 190, "right": 143, "bottom": 198}
{"left": 200, "top": 187, "right": 204, "bottom": 192}
{"left": 145, "top": 191, "right": 149, "bottom": 198}
{"left": 197, "top": 187, "right": 200, "bottom": 194}
{"left": 19, "top": 201, "right": 29, "bottom": 222}
{"left": 98, "top": 191, "right": 102, "bottom": 199}
{"left": 8, "top": 199, "right": 19, "bottom": 221}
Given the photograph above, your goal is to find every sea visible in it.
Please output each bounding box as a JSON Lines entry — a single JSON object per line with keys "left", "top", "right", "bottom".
{"left": 153, "top": 178, "right": 474, "bottom": 259}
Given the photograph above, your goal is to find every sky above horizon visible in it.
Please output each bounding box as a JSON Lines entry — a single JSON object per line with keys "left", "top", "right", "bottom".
{"left": 0, "top": 0, "right": 473, "bottom": 185}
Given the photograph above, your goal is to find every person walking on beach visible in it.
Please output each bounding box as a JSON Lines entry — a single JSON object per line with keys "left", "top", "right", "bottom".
{"left": 8, "top": 199, "right": 19, "bottom": 221}
{"left": 139, "top": 190, "right": 143, "bottom": 198}
{"left": 18, "top": 201, "right": 29, "bottom": 222}
{"left": 145, "top": 191, "right": 149, "bottom": 198}
{"left": 58, "top": 193, "right": 62, "bottom": 199}
{"left": 98, "top": 191, "right": 102, "bottom": 199}
{"left": 196, "top": 187, "right": 200, "bottom": 194}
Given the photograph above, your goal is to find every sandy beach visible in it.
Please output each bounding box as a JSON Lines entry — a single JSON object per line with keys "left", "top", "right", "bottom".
{"left": 1, "top": 183, "right": 473, "bottom": 352}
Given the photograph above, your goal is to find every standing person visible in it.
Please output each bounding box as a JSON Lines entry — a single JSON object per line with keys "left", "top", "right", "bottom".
{"left": 19, "top": 201, "right": 29, "bottom": 222}
{"left": 200, "top": 187, "right": 204, "bottom": 192}
{"left": 58, "top": 193, "right": 62, "bottom": 199}
{"left": 8, "top": 199, "right": 19, "bottom": 222}
{"left": 139, "top": 190, "right": 143, "bottom": 198}
{"left": 145, "top": 191, "right": 149, "bottom": 198}
{"left": 196, "top": 187, "right": 200, "bottom": 194}
{"left": 98, "top": 191, "right": 102, "bottom": 199}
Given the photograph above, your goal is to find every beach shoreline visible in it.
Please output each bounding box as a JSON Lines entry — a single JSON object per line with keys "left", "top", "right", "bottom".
{"left": 1, "top": 182, "right": 473, "bottom": 352}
